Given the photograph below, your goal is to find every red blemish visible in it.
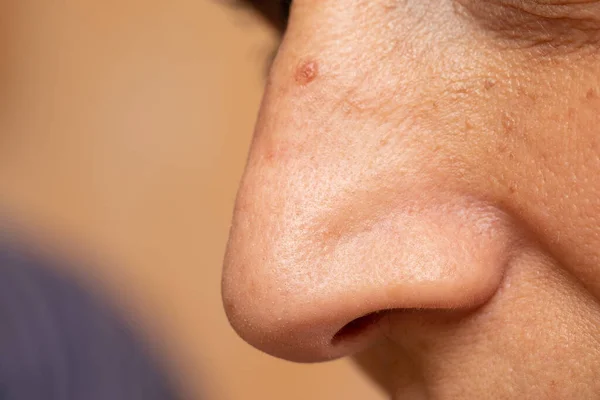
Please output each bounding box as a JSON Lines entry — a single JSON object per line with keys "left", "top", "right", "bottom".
{"left": 264, "top": 141, "right": 292, "bottom": 163}
{"left": 586, "top": 88, "right": 597, "bottom": 100}
{"left": 295, "top": 59, "right": 319, "bottom": 86}
{"left": 265, "top": 149, "right": 276, "bottom": 162}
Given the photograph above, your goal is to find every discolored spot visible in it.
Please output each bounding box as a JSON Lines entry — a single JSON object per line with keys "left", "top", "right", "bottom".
{"left": 264, "top": 149, "right": 276, "bottom": 162}
{"left": 294, "top": 59, "right": 319, "bottom": 86}
{"left": 586, "top": 88, "right": 597, "bottom": 100}
{"left": 465, "top": 118, "right": 474, "bottom": 131}
{"left": 501, "top": 112, "right": 516, "bottom": 134}
{"left": 415, "top": 338, "right": 431, "bottom": 352}
{"left": 262, "top": 138, "right": 292, "bottom": 163}
{"left": 497, "top": 142, "right": 508, "bottom": 154}
{"left": 484, "top": 79, "right": 497, "bottom": 91}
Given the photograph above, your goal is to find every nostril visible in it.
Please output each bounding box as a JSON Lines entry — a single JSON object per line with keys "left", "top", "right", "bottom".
{"left": 331, "top": 311, "right": 388, "bottom": 345}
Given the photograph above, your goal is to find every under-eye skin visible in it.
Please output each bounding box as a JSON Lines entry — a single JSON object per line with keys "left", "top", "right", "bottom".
{"left": 455, "top": 0, "right": 600, "bottom": 51}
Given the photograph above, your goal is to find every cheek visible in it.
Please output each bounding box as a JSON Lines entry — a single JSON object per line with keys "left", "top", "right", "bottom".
{"left": 470, "top": 60, "right": 600, "bottom": 298}
{"left": 376, "top": 41, "right": 600, "bottom": 301}
{"left": 357, "top": 248, "right": 600, "bottom": 398}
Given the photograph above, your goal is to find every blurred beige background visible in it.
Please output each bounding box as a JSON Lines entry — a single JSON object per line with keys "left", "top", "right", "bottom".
{"left": 0, "top": 1, "right": 384, "bottom": 399}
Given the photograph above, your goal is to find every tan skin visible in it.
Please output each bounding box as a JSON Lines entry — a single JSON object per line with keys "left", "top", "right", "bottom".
{"left": 223, "top": 1, "right": 600, "bottom": 398}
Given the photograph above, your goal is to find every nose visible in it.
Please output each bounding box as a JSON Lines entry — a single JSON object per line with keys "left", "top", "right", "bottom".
{"left": 222, "top": 44, "right": 513, "bottom": 364}
{"left": 223, "top": 186, "right": 512, "bottom": 362}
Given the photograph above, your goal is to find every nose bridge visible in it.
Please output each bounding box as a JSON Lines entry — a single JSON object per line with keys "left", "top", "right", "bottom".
{"left": 250, "top": 53, "right": 413, "bottom": 203}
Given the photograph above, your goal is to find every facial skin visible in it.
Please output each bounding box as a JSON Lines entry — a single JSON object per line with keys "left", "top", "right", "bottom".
{"left": 223, "top": 1, "right": 600, "bottom": 398}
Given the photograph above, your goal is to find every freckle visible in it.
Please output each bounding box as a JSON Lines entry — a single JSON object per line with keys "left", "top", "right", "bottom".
{"left": 484, "top": 79, "right": 496, "bottom": 91}
{"left": 295, "top": 59, "right": 319, "bottom": 86}
{"left": 465, "top": 118, "right": 473, "bottom": 130}
{"left": 586, "top": 88, "right": 597, "bottom": 100}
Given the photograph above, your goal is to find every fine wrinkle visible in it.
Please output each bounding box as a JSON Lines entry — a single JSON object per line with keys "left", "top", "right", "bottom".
{"left": 455, "top": 0, "right": 600, "bottom": 52}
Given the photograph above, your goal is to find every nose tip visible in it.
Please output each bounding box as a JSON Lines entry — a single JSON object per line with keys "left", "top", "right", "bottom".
{"left": 222, "top": 189, "right": 512, "bottom": 363}
{"left": 222, "top": 273, "right": 393, "bottom": 362}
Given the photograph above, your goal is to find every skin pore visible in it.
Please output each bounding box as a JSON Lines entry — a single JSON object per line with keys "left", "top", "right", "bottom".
{"left": 223, "top": 1, "right": 600, "bottom": 398}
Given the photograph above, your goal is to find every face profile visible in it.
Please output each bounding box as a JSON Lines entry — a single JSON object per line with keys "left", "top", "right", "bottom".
{"left": 222, "top": 1, "right": 600, "bottom": 398}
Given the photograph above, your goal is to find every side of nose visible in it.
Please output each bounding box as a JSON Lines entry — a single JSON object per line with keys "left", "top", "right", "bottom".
{"left": 222, "top": 55, "right": 513, "bottom": 363}
{"left": 223, "top": 181, "right": 512, "bottom": 362}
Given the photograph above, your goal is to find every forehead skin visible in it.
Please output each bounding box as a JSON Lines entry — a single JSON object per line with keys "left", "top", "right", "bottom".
{"left": 224, "top": 1, "right": 600, "bottom": 398}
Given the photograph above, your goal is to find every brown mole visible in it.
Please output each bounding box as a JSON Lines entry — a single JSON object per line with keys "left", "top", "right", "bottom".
{"left": 295, "top": 59, "right": 319, "bottom": 86}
